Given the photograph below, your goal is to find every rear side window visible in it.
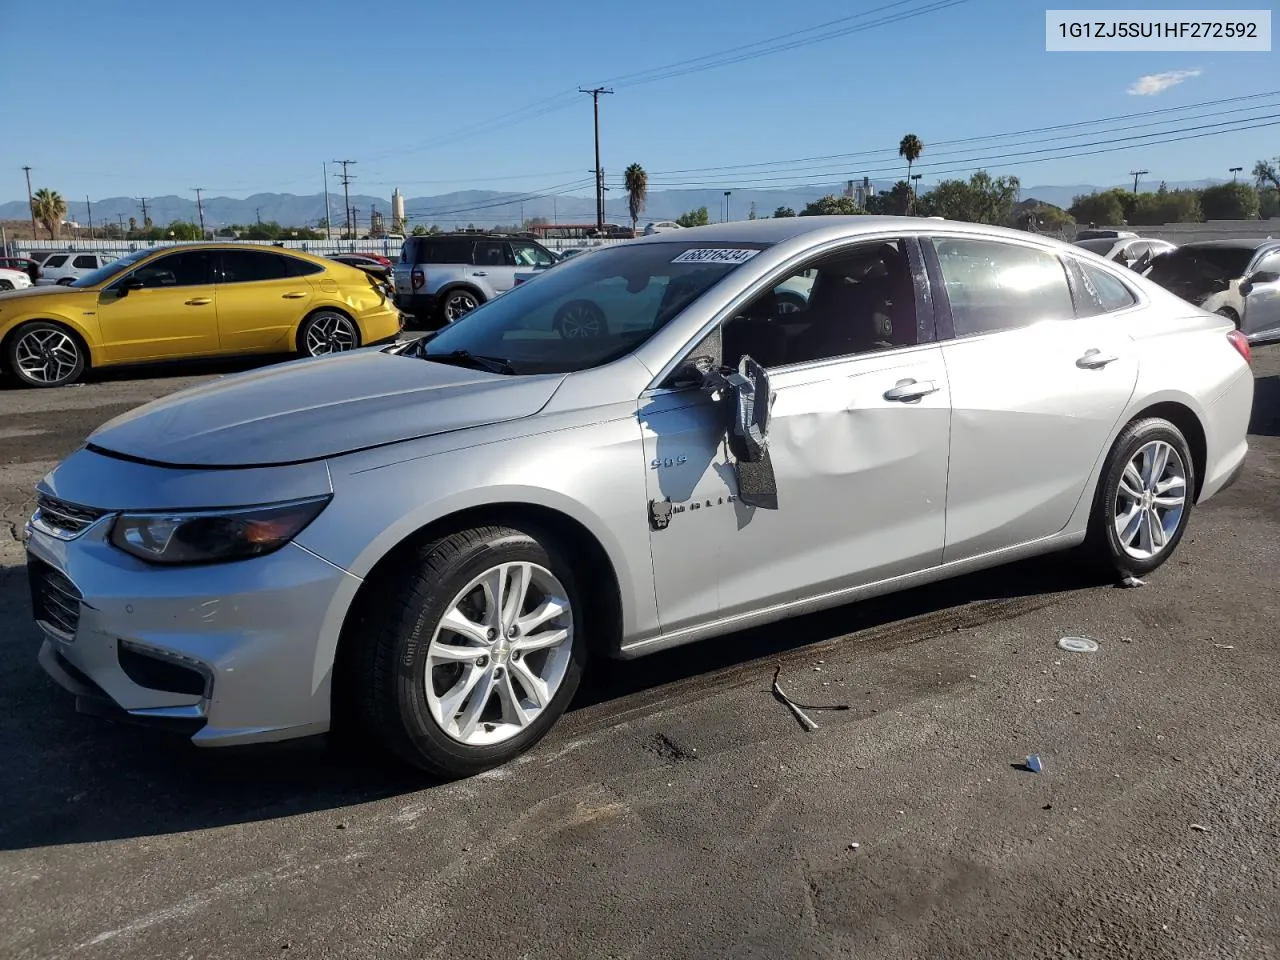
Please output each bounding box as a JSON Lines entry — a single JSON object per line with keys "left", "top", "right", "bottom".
{"left": 218, "top": 249, "right": 314, "bottom": 283}
{"left": 932, "top": 237, "right": 1075, "bottom": 337}
{"left": 1072, "top": 260, "right": 1138, "bottom": 316}
{"left": 73, "top": 255, "right": 98, "bottom": 269}
{"left": 407, "top": 239, "right": 475, "bottom": 265}
{"left": 45, "top": 255, "right": 68, "bottom": 268}
{"left": 473, "top": 241, "right": 513, "bottom": 266}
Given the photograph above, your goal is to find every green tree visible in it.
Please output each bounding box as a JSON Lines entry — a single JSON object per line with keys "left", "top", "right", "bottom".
{"left": 865, "top": 181, "right": 912, "bottom": 215}
{"left": 1253, "top": 158, "right": 1279, "bottom": 191}
{"left": 748, "top": 202, "right": 757, "bottom": 220}
{"left": 799, "top": 194, "right": 863, "bottom": 216}
{"left": 898, "top": 134, "right": 924, "bottom": 211}
{"left": 624, "top": 163, "right": 648, "bottom": 233}
{"left": 165, "top": 220, "right": 203, "bottom": 240}
{"left": 772, "top": 206, "right": 796, "bottom": 218}
{"left": 1128, "top": 184, "right": 1200, "bottom": 225}
{"left": 1015, "top": 202, "right": 1074, "bottom": 234}
{"left": 676, "top": 206, "right": 710, "bottom": 227}
{"left": 1260, "top": 188, "right": 1280, "bottom": 220}
{"left": 31, "top": 187, "right": 67, "bottom": 239}
{"left": 1200, "top": 182, "right": 1261, "bottom": 220}
{"left": 411, "top": 224, "right": 428, "bottom": 236}
{"left": 1069, "top": 189, "right": 1128, "bottom": 225}
{"left": 919, "top": 171, "right": 1020, "bottom": 224}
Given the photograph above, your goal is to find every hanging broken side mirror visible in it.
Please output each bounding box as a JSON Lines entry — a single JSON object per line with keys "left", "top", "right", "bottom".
{"left": 701, "top": 355, "right": 778, "bottom": 510}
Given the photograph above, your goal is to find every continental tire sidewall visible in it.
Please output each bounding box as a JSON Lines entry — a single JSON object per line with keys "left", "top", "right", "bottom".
{"left": 391, "top": 528, "right": 585, "bottom": 776}
{"left": 1095, "top": 418, "right": 1195, "bottom": 577}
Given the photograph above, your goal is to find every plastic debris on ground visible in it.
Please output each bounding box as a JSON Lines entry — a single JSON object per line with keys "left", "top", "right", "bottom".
{"left": 1190, "top": 823, "right": 1210, "bottom": 833}
{"left": 1058, "top": 636, "right": 1100, "bottom": 653}
{"left": 1118, "top": 575, "right": 1146, "bottom": 588}
{"left": 769, "top": 664, "right": 851, "bottom": 733}
{"left": 1024, "top": 754, "right": 1044, "bottom": 774}
{"left": 1213, "top": 643, "right": 1236, "bottom": 650}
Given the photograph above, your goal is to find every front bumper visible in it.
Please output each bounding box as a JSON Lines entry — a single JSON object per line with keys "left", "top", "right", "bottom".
{"left": 27, "top": 515, "right": 362, "bottom": 747}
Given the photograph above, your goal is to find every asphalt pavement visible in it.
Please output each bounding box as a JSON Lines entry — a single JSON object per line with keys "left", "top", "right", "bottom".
{"left": 2, "top": 349, "right": 1279, "bottom": 960}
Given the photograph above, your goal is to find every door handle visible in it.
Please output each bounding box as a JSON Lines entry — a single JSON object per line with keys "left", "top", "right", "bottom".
{"left": 281, "top": 291, "right": 307, "bottom": 299}
{"left": 471, "top": 271, "right": 487, "bottom": 277}
{"left": 184, "top": 297, "right": 212, "bottom": 306}
{"left": 883, "top": 378, "right": 939, "bottom": 402}
{"left": 1076, "top": 349, "right": 1119, "bottom": 369}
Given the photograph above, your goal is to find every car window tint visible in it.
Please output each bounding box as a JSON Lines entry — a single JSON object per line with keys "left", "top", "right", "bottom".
{"left": 933, "top": 237, "right": 1074, "bottom": 336}
{"left": 1074, "top": 260, "right": 1137, "bottom": 317}
{"left": 72, "top": 255, "right": 98, "bottom": 269}
{"left": 218, "top": 249, "right": 300, "bottom": 283}
{"left": 473, "top": 241, "right": 512, "bottom": 267}
{"left": 723, "top": 240, "right": 917, "bottom": 369}
{"left": 1253, "top": 251, "right": 1280, "bottom": 276}
{"left": 44, "top": 255, "right": 68, "bottom": 268}
{"left": 413, "top": 239, "right": 473, "bottom": 264}
{"left": 130, "top": 251, "right": 212, "bottom": 288}
{"left": 511, "top": 242, "right": 554, "bottom": 268}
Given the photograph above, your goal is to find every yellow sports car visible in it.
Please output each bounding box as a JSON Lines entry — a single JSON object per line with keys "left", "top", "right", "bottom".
{"left": 0, "top": 243, "right": 404, "bottom": 387}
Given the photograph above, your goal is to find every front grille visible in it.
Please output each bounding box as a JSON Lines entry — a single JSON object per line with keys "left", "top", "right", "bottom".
{"left": 33, "top": 493, "right": 107, "bottom": 539}
{"left": 28, "top": 556, "right": 83, "bottom": 635}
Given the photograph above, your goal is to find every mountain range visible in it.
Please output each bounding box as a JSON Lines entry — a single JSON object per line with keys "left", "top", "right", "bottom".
{"left": 0, "top": 180, "right": 1229, "bottom": 231}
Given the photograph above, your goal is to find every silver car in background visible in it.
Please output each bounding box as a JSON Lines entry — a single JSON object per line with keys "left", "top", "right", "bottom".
{"left": 26, "top": 216, "right": 1254, "bottom": 778}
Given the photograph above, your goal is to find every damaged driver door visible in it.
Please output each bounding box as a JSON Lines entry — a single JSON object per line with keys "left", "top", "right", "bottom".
{"left": 639, "top": 236, "right": 952, "bottom": 636}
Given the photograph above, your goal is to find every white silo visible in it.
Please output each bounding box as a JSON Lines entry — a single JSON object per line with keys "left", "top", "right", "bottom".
{"left": 391, "top": 188, "right": 406, "bottom": 233}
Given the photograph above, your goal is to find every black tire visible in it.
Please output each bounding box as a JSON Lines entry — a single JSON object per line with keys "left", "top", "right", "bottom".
{"left": 437, "top": 287, "right": 482, "bottom": 325}
{"left": 0, "top": 280, "right": 12, "bottom": 291}
{"left": 350, "top": 524, "right": 587, "bottom": 778}
{"left": 295, "top": 309, "right": 361, "bottom": 357}
{"left": 1083, "top": 417, "right": 1196, "bottom": 578}
{"left": 4, "top": 320, "right": 88, "bottom": 388}
{"left": 56, "top": 277, "right": 75, "bottom": 286}
{"left": 552, "top": 299, "right": 608, "bottom": 338}
{"left": 1215, "top": 307, "right": 1240, "bottom": 329}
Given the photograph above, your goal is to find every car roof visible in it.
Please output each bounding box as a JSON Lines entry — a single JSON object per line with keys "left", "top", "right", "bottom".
{"left": 1176, "top": 238, "right": 1279, "bottom": 251}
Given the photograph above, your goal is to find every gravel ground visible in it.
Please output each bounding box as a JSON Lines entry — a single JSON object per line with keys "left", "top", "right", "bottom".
{"left": 2, "top": 348, "right": 1279, "bottom": 960}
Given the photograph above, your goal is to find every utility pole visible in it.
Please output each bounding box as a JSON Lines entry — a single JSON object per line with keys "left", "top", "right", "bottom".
{"left": 332, "top": 159, "right": 357, "bottom": 240}
{"left": 322, "top": 162, "right": 333, "bottom": 239}
{"left": 138, "top": 197, "right": 150, "bottom": 228}
{"left": 1230, "top": 166, "right": 1243, "bottom": 182}
{"left": 255, "top": 207, "right": 262, "bottom": 226}
{"left": 723, "top": 191, "right": 732, "bottom": 222}
{"left": 117, "top": 214, "right": 126, "bottom": 237}
{"left": 22, "top": 165, "right": 36, "bottom": 239}
{"left": 193, "top": 187, "right": 206, "bottom": 238}
{"left": 85, "top": 195, "right": 93, "bottom": 236}
{"left": 1129, "top": 169, "right": 1149, "bottom": 193}
{"left": 578, "top": 87, "right": 613, "bottom": 231}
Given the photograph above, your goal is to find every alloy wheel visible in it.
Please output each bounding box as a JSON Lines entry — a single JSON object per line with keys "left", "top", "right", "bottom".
{"left": 557, "top": 302, "right": 603, "bottom": 338}
{"left": 425, "top": 561, "right": 574, "bottom": 746}
{"left": 1112, "top": 439, "right": 1187, "bottom": 560}
{"left": 303, "top": 313, "right": 358, "bottom": 355}
{"left": 444, "top": 292, "right": 479, "bottom": 322}
{"left": 15, "top": 328, "right": 80, "bottom": 385}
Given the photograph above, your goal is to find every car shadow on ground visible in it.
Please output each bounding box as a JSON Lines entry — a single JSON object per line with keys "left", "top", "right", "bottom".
{"left": 1248, "top": 375, "right": 1280, "bottom": 437}
{"left": 0, "top": 552, "right": 1104, "bottom": 852}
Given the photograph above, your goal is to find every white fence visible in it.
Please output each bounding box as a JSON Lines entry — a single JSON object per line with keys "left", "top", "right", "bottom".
{"left": 5, "top": 236, "right": 633, "bottom": 260}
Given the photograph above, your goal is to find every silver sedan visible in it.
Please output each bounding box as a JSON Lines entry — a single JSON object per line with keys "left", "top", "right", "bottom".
{"left": 26, "top": 216, "right": 1254, "bottom": 777}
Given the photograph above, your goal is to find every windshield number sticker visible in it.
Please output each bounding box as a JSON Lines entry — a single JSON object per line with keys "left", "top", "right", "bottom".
{"left": 671, "top": 248, "right": 760, "bottom": 265}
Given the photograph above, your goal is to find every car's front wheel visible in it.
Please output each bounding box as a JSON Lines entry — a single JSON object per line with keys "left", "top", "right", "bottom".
{"left": 1084, "top": 417, "right": 1195, "bottom": 577}
{"left": 351, "top": 525, "right": 586, "bottom": 777}
{"left": 5, "top": 320, "right": 87, "bottom": 388}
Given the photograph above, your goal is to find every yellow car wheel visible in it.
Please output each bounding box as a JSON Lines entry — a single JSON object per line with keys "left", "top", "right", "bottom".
{"left": 297, "top": 310, "right": 361, "bottom": 357}
{"left": 5, "top": 321, "right": 88, "bottom": 388}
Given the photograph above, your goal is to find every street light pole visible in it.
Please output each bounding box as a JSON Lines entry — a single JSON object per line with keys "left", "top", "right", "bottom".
{"left": 1230, "top": 166, "right": 1243, "bottom": 182}
{"left": 22, "top": 165, "right": 36, "bottom": 239}
{"left": 724, "top": 191, "right": 732, "bottom": 222}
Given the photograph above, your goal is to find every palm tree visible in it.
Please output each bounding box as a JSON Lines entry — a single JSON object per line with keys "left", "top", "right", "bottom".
{"left": 898, "top": 135, "right": 924, "bottom": 212}
{"left": 31, "top": 188, "right": 68, "bottom": 240}
{"left": 624, "top": 163, "right": 648, "bottom": 234}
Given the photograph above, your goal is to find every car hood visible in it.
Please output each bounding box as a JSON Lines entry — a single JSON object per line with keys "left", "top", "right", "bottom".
{"left": 86, "top": 348, "right": 565, "bottom": 467}
{"left": 0, "top": 285, "right": 93, "bottom": 302}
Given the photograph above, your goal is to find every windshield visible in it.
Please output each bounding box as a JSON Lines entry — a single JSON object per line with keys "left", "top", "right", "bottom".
{"left": 1074, "top": 238, "right": 1117, "bottom": 254}
{"left": 417, "top": 241, "right": 769, "bottom": 374}
{"left": 70, "top": 249, "right": 148, "bottom": 288}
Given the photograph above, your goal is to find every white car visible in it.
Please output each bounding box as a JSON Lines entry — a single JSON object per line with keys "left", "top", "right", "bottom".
{"left": 1074, "top": 236, "right": 1177, "bottom": 271}
{"left": 0, "top": 267, "right": 32, "bottom": 291}
{"left": 35, "top": 252, "right": 119, "bottom": 286}
{"left": 644, "top": 221, "right": 683, "bottom": 235}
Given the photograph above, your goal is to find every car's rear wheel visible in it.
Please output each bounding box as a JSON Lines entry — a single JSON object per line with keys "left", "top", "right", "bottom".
{"left": 439, "top": 289, "right": 481, "bottom": 324}
{"left": 297, "top": 310, "right": 360, "bottom": 357}
{"left": 56, "top": 277, "right": 75, "bottom": 286}
{"left": 5, "top": 321, "right": 87, "bottom": 388}
{"left": 351, "top": 525, "right": 585, "bottom": 777}
{"left": 0, "top": 280, "right": 12, "bottom": 291}
{"left": 1084, "top": 417, "right": 1195, "bottom": 577}
{"left": 552, "top": 299, "right": 607, "bottom": 338}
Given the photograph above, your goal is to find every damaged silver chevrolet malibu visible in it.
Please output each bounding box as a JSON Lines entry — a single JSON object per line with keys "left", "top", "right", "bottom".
{"left": 27, "top": 216, "right": 1254, "bottom": 776}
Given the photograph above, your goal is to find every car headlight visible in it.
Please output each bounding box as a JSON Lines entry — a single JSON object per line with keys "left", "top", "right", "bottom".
{"left": 109, "top": 496, "right": 331, "bottom": 565}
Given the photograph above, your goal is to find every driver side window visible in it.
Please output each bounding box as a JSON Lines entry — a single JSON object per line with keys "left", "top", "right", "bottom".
{"left": 720, "top": 239, "right": 919, "bottom": 370}
{"left": 125, "top": 251, "right": 213, "bottom": 289}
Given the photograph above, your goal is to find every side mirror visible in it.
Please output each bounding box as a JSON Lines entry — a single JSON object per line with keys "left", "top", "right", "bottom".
{"left": 701, "top": 355, "right": 778, "bottom": 510}
{"left": 1247, "top": 269, "right": 1280, "bottom": 285}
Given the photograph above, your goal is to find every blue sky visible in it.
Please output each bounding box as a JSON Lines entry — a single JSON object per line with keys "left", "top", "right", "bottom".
{"left": 2, "top": 0, "right": 1277, "bottom": 204}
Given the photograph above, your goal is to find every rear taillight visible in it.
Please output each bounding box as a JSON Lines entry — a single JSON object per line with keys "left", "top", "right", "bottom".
{"left": 411, "top": 268, "right": 424, "bottom": 290}
{"left": 1227, "top": 329, "right": 1251, "bottom": 364}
